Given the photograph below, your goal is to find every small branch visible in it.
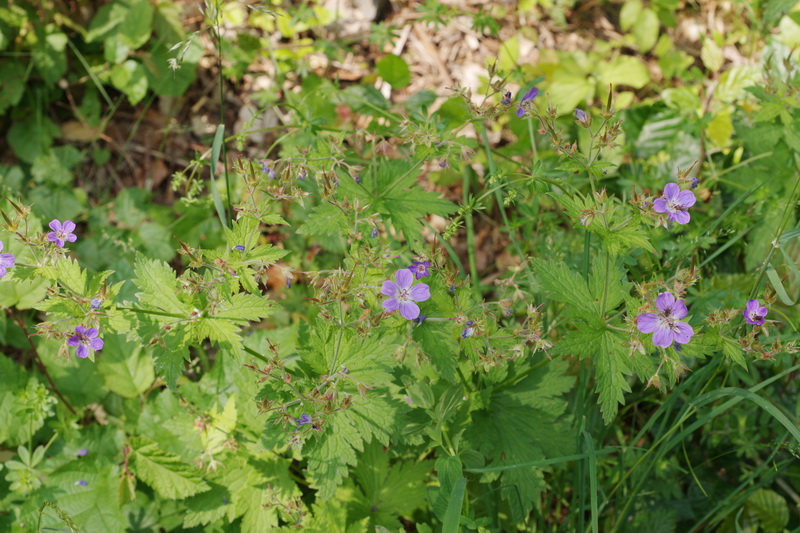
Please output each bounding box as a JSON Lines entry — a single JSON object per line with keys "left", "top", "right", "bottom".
{"left": 6, "top": 309, "right": 77, "bottom": 415}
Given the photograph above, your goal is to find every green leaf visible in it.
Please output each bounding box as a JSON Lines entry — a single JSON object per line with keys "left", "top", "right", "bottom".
{"left": 442, "top": 478, "right": 467, "bottom": 533}
{"left": 701, "top": 38, "right": 723, "bottom": 72}
{"left": 216, "top": 293, "right": 274, "bottom": 322}
{"left": 95, "top": 334, "right": 154, "bottom": 398}
{"left": 746, "top": 489, "right": 789, "bottom": 533}
{"left": 120, "top": 0, "right": 153, "bottom": 48}
{"left": 86, "top": 1, "right": 128, "bottom": 43}
{"left": 350, "top": 442, "right": 431, "bottom": 529}
{"left": 210, "top": 124, "right": 229, "bottom": 228}
{"left": 110, "top": 59, "right": 149, "bottom": 105}
{"left": 413, "top": 321, "right": 459, "bottom": 383}
{"left": 632, "top": 8, "right": 659, "bottom": 52}
{"left": 596, "top": 56, "right": 650, "bottom": 90}
{"left": 7, "top": 117, "right": 60, "bottom": 164}
{"left": 32, "top": 28, "right": 67, "bottom": 84}
{"left": 532, "top": 258, "right": 597, "bottom": 316}
{"left": 463, "top": 358, "right": 574, "bottom": 520}
{"left": 133, "top": 256, "right": 190, "bottom": 315}
{"left": 297, "top": 202, "right": 350, "bottom": 236}
{"left": 0, "top": 60, "right": 25, "bottom": 114}
{"left": 129, "top": 436, "right": 210, "bottom": 499}
{"left": 377, "top": 54, "right": 411, "bottom": 89}
{"left": 594, "top": 331, "right": 633, "bottom": 424}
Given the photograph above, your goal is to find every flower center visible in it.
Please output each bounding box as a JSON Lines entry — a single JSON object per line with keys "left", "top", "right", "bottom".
{"left": 657, "top": 313, "right": 679, "bottom": 332}
{"left": 397, "top": 288, "right": 411, "bottom": 302}
{"left": 57, "top": 229, "right": 69, "bottom": 239}
{"left": 666, "top": 199, "right": 686, "bottom": 214}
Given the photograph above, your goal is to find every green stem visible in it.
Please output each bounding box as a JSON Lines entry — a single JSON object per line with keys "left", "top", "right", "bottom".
{"left": 214, "top": 0, "right": 231, "bottom": 223}
{"left": 462, "top": 166, "right": 481, "bottom": 297}
{"left": 478, "top": 123, "right": 537, "bottom": 292}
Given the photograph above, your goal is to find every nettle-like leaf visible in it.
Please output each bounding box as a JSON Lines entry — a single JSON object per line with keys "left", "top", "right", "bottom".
{"left": 299, "top": 326, "right": 403, "bottom": 499}
{"left": 532, "top": 258, "right": 598, "bottom": 317}
{"left": 463, "top": 357, "right": 574, "bottom": 521}
{"left": 337, "top": 158, "right": 456, "bottom": 243}
{"left": 349, "top": 441, "right": 431, "bottom": 529}
{"left": 129, "top": 436, "right": 210, "bottom": 499}
{"left": 133, "top": 256, "right": 190, "bottom": 315}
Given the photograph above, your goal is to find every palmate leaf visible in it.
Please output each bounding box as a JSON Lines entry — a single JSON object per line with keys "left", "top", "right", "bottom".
{"left": 300, "top": 326, "right": 402, "bottom": 499}
{"left": 532, "top": 258, "right": 597, "bottom": 316}
{"left": 129, "top": 436, "right": 210, "bottom": 499}
{"left": 463, "top": 357, "right": 574, "bottom": 521}
{"left": 350, "top": 441, "right": 431, "bottom": 529}
{"left": 337, "top": 158, "right": 456, "bottom": 243}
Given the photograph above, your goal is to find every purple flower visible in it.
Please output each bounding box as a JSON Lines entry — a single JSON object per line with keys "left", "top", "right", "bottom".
{"left": 286, "top": 278, "right": 291, "bottom": 289}
{"left": 371, "top": 227, "right": 378, "bottom": 239}
{"left": 461, "top": 326, "right": 474, "bottom": 339}
{"left": 743, "top": 299, "right": 768, "bottom": 325}
{"left": 233, "top": 245, "right": 245, "bottom": 251}
{"left": 636, "top": 292, "right": 694, "bottom": 348}
{"left": 465, "top": 319, "right": 474, "bottom": 326}
{"left": 90, "top": 298, "right": 102, "bottom": 310}
{"left": 67, "top": 326, "right": 104, "bottom": 358}
{"left": 353, "top": 173, "right": 361, "bottom": 184}
{"left": 516, "top": 87, "right": 538, "bottom": 118}
{"left": 501, "top": 91, "right": 512, "bottom": 105}
{"left": 381, "top": 269, "right": 430, "bottom": 320}
{"left": 574, "top": 108, "right": 587, "bottom": 121}
{"left": 296, "top": 413, "right": 311, "bottom": 426}
{"left": 449, "top": 284, "right": 456, "bottom": 293}
{"left": 76, "top": 448, "right": 89, "bottom": 457}
{"left": 690, "top": 177, "right": 700, "bottom": 189}
{"left": 414, "top": 314, "right": 427, "bottom": 325}
{"left": 409, "top": 260, "right": 430, "bottom": 280}
{"left": 0, "top": 241, "right": 15, "bottom": 278}
{"left": 47, "top": 219, "right": 78, "bottom": 248}
{"left": 261, "top": 160, "right": 276, "bottom": 179}
{"left": 653, "top": 183, "right": 696, "bottom": 225}
{"left": 75, "top": 480, "right": 87, "bottom": 486}
{"left": 297, "top": 169, "right": 306, "bottom": 180}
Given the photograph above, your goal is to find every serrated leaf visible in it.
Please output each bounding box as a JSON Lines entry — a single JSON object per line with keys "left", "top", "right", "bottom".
{"left": 298, "top": 202, "right": 351, "bottom": 236}
{"left": 129, "top": 436, "right": 210, "bottom": 499}
{"left": 532, "top": 258, "right": 597, "bottom": 316}
{"left": 216, "top": 292, "right": 274, "bottom": 322}
{"left": 463, "top": 358, "right": 574, "bottom": 521}
{"left": 595, "top": 331, "right": 633, "bottom": 424}
{"left": 133, "top": 256, "right": 190, "bottom": 315}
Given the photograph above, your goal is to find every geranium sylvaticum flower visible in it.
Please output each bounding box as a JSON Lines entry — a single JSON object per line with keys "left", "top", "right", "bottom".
{"left": 381, "top": 269, "right": 430, "bottom": 320}
{"left": 636, "top": 292, "right": 694, "bottom": 348}
{"left": 516, "top": 87, "right": 538, "bottom": 118}
{"left": 296, "top": 414, "right": 311, "bottom": 426}
{"left": 501, "top": 91, "right": 512, "bottom": 105}
{"left": 653, "top": 183, "right": 696, "bottom": 225}
{"left": 0, "top": 240, "right": 15, "bottom": 278}
{"left": 409, "top": 260, "right": 430, "bottom": 279}
{"left": 233, "top": 245, "right": 245, "bottom": 251}
{"left": 90, "top": 298, "right": 102, "bottom": 310}
{"left": 743, "top": 299, "right": 768, "bottom": 325}
{"left": 67, "top": 326, "right": 104, "bottom": 358}
{"left": 47, "top": 219, "right": 78, "bottom": 247}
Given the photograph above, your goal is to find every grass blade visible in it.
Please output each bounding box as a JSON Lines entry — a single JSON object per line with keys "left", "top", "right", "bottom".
{"left": 443, "top": 477, "right": 467, "bottom": 533}
{"left": 209, "top": 124, "right": 229, "bottom": 228}
{"left": 583, "top": 431, "right": 599, "bottom": 533}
